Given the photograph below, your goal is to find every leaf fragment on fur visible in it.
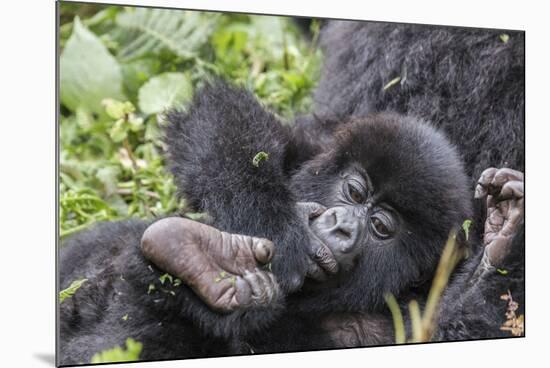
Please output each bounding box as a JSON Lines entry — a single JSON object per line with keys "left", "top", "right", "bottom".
{"left": 59, "top": 278, "right": 88, "bottom": 303}
{"left": 462, "top": 219, "right": 472, "bottom": 241}
{"left": 159, "top": 273, "right": 173, "bottom": 285}
{"left": 500, "top": 34, "right": 510, "bottom": 43}
{"left": 383, "top": 77, "right": 401, "bottom": 91}
{"left": 252, "top": 151, "right": 269, "bottom": 167}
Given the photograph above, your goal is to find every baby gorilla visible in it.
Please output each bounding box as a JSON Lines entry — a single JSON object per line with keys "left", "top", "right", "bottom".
{"left": 59, "top": 83, "right": 524, "bottom": 364}
{"left": 139, "top": 83, "right": 523, "bottom": 351}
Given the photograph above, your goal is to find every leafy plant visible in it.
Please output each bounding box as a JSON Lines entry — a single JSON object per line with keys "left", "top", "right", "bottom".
{"left": 114, "top": 8, "right": 220, "bottom": 61}
{"left": 59, "top": 4, "right": 321, "bottom": 238}
{"left": 90, "top": 338, "right": 142, "bottom": 363}
{"left": 385, "top": 230, "right": 466, "bottom": 343}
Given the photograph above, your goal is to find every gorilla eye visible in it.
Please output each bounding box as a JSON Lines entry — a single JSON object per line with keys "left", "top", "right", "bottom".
{"left": 347, "top": 183, "right": 366, "bottom": 204}
{"left": 370, "top": 213, "right": 394, "bottom": 239}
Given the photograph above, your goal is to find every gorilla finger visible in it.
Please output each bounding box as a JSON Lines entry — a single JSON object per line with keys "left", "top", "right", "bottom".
{"left": 251, "top": 238, "right": 275, "bottom": 265}
{"left": 255, "top": 271, "right": 275, "bottom": 303}
{"left": 474, "top": 184, "right": 488, "bottom": 199}
{"left": 478, "top": 168, "right": 498, "bottom": 186}
{"left": 243, "top": 271, "right": 268, "bottom": 305}
{"left": 267, "top": 272, "right": 281, "bottom": 302}
{"left": 313, "top": 243, "right": 339, "bottom": 274}
{"left": 499, "top": 199, "right": 524, "bottom": 238}
{"left": 492, "top": 168, "right": 524, "bottom": 186}
{"left": 234, "top": 276, "right": 253, "bottom": 308}
{"left": 200, "top": 277, "right": 243, "bottom": 312}
{"left": 497, "top": 180, "right": 524, "bottom": 201}
{"left": 297, "top": 202, "right": 328, "bottom": 220}
{"left": 488, "top": 168, "right": 524, "bottom": 196}
{"left": 474, "top": 168, "right": 497, "bottom": 198}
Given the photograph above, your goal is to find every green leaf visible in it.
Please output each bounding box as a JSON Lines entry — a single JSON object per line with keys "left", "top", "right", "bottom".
{"left": 75, "top": 107, "right": 93, "bottom": 130}
{"left": 96, "top": 166, "right": 120, "bottom": 196}
{"left": 500, "top": 34, "right": 510, "bottom": 43}
{"left": 184, "top": 212, "right": 207, "bottom": 221}
{"left": 462, "top": 219, "right": 473, "bottom": 241}
{"left": 122, "top": 314, "right": 129, "bottom": 321}
{"left": 109, "top": 118, "right": 128, "bottom": 143}
{"left": 59, "top": 278, "right": 88, "bottom": 303}
{"left": 138, "top": 72, "right": 192, "bottom": 115}
{"left": 60, "top": 17, "right": 124, "bottom": 114}
{"left": 115, "top": 8, "right": 219, "bottom": 61}
{"left": 90, "top": 338, "right": 142, "bottom": 363}
{"left": 102, "top": 98, "right": 135, "bottom": 120}
{"left": 252, "top": 151, "right": 269, "bottom": 167}
{"left": 147, "top": 283, "right": 156, "bottom": 294}
{"left": 497, "top": 268, "right": 508, "bottom": 275}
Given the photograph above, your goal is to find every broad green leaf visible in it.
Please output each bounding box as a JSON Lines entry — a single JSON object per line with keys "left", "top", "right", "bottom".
{"left": 138, "top": 72, "right": 192, "bottom": 115}
{"left": 59, "top": 278, "right": 88, "bottom": 303}
{"left": 115, "top": 8, "right": 219, "bottom": 61}
{"left": 60, "top": 17, "right": 124, "bottom": 114}
{"left": 90, "top": 338, "right": 142, "bottom": 363}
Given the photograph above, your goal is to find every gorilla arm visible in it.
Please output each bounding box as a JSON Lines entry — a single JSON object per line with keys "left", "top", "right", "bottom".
{"left": 434, "top": 167, "right": 524, "bottom": 340}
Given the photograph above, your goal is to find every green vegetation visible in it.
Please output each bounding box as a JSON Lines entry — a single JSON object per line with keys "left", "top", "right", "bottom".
{"left": 385, "top": 230, "right": 465, "bottom": 343}
{"left": 90, "top": 338, "right": 143, "bottom": 363}
{"left": 59, "top": 278, "right": 88, "bottom": 303}
{"left": 59, "top": 4, "right": 321, "bottom": 238}
{"left": 252, "top": 151, "right": 270, "bottom": 167}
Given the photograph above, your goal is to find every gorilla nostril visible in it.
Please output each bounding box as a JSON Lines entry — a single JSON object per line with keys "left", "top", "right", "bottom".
{"left": 334, "top": 228, "right": 351, "bottom": 240}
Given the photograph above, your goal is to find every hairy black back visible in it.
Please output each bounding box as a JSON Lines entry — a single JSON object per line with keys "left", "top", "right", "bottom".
{"left": 314, "top": 21, "right": 524, "bottom": 182}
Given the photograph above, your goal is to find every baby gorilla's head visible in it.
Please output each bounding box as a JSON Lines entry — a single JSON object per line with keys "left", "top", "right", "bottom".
{"left": 290, "top": 113, "right": 472, "bottom": 308}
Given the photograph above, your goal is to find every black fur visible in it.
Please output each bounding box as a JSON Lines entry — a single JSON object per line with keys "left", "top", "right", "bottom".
{"left": 306, "top": 21, "right": 524, "bottom": 227}
{"left": 59, "top": 20, "right": 524, "bottom": 365}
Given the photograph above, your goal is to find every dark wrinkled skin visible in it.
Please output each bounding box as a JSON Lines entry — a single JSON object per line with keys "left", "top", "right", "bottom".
{"left": 141, "top": 218, "right": 280, "bottom": 312}
{"left": 475, "top": 168, "right": 524, "bottom": 267}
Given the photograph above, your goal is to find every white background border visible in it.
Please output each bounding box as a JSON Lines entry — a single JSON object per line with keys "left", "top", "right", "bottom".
{"left": 0, "top": 0, "right": 547, "bottom": 367}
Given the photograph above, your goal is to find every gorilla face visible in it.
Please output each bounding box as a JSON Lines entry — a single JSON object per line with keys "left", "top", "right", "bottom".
{"left": 307, "top": 166, "right": 399, "bottom": 271}
{"left": 291, "top": 113, "right": 473, "bottom": 308}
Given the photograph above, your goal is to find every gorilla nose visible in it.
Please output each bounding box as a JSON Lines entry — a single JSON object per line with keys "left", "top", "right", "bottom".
{"left": 311, "top": 207, "right": 363, "bottom": 254}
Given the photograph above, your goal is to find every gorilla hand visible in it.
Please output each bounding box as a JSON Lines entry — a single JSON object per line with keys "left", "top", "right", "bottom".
{"left": 475, "top": 168, "right": 524, "bottom": 268}
{"left": 141, "top": 217, "right": 280, "bottom": 313}
{"left": 296, "top": 202, "right": 340, "bottom": 282}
